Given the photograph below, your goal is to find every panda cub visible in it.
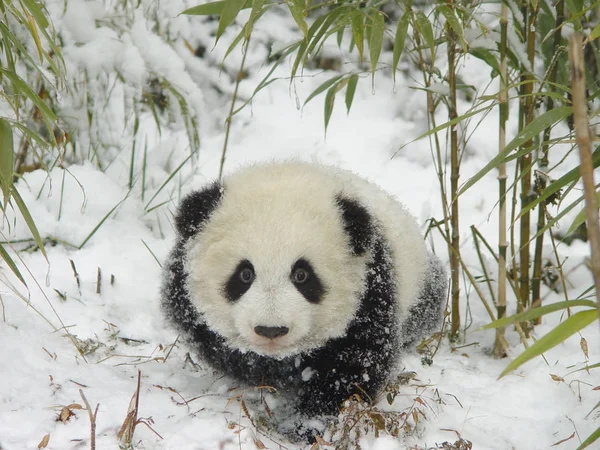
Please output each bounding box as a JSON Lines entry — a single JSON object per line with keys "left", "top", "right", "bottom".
{"left": 161, "top": 161, "right": 446, "bottom": 438}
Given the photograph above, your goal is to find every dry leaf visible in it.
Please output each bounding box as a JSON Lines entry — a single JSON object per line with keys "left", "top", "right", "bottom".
{"left": 580, "top": 337, "right": 589, "bottom": 359}
{"left": 592, "top": 386, "right": 600, "bottom": 391}
{"left": 254, "top": 439, "right": 266, "bottom": 449}
{"left": 38, "top": 434, "right": 50, "bottom": 449}
{"left": 58, "top": 406, "right": 75, "bottom": 423}
{"left": 315, "top": 435, "right": 332, "bottom": 446}
{"left": 550, "top": 374, "right": 564, "bottom": 382}
{"left": 551, "top": 432, "right": 575, "bottom": 446}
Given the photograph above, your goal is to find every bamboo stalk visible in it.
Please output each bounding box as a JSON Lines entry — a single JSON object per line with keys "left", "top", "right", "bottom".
{"left": 447, "top": 14, "right": 461, "bottom": 340}
{"left": 569, "top": 34, "right": 600, "bottom": 316}
{"left": 531, "top": 0, "right": 565, "bottom": 325}
{"left": 495, "top": 0, "right": 509, "bottom": 358}
{"left": 517, "top": 0, "right": 539, "bottom": 335}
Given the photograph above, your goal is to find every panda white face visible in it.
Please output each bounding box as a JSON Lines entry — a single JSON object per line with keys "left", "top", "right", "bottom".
{"left": 184, "top": 165, "right": 368, "bottom": 358}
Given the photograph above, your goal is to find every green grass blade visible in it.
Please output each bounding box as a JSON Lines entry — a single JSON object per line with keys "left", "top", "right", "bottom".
{"left": 144, "top": 151, "right": 197, "bottom": 211}
{"left": 499, "top": 310, "right": 599, "bottom": 378}
{"left": 458, "top": 106, "right": 572, "bottom": 196}
{"left": 482, "top": 300, "right": 597, "bottom": 330}
{"left": 10, "top": 188, "right": 47, "bottom": 260}
{"left": 79, "top": 191, "right": 131, "bottom": 249}
{"left": 0, "top": 242, "right": 27, "bottom": 286}
{"left": 0, "top": 118, "right": 14, "bottom": 205}
{"left": 577, "top": 426, "right": 600, "bottom": 450}
{"left": 345, "top": 73, "right": 359, "bottom": 114}
{"left": 392, "top": 11, "right": 410, "bottom": 83}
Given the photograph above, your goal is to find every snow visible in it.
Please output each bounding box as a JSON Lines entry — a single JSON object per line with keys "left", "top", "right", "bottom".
{"left": 1, "top": 1, "right": 599, "bottom": 450}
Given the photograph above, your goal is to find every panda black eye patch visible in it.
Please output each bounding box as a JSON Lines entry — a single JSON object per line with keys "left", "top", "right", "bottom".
{"left": 291, "top": 258, "right": 325, "bottom": 304}
{"left": 224, "top": 259, "right": 255, "bottom": 302}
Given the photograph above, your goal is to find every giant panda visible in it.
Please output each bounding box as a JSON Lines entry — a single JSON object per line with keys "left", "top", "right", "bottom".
{"left": 161, "top": 161, "right": 447, "bottom": 439}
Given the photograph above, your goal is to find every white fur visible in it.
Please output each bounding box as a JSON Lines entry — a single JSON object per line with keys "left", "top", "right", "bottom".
{"left": 185, "top": 162, "right": 427, "bottom": 358}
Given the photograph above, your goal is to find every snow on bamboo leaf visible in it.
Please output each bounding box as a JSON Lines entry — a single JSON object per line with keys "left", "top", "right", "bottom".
{"left": 499, "top": 309, "right": 599, "bottom": 378}
{"left": 392, "top": 11, "right": 410, "bottom": 83}
{"left": 459, "top": 106, "right": 573, "bottom": 196}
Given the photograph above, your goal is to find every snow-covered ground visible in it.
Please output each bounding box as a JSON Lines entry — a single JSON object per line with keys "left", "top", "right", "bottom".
{"left": 1, "top": 1, "right": 599, "bottom": 449}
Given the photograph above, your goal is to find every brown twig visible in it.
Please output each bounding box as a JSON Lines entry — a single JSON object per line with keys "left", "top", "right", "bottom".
{"left": 79, "top": 389, "right": 99, "bottom": 450}
{"left": 569, "top": 34, "right": 600, "bottom": 316}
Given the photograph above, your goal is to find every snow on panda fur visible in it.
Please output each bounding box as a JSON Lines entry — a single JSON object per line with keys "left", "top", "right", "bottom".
{"left": 161, "top": 161, "right": 447, "bottom": 438}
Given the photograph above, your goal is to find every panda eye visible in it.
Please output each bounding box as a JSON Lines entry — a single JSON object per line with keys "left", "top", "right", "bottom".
{"left": 292, "top": 267, "right": 309, "bottom": 284}
{"left": 239, "top": 267, "right": 255, "bottom": 284}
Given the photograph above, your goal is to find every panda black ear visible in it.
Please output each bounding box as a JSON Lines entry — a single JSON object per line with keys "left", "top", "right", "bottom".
{"left": 336, "top": 195, "right": 374, "bottom": 256}
{"left": 174, "top": 181, "right": 223, "bottom": 240}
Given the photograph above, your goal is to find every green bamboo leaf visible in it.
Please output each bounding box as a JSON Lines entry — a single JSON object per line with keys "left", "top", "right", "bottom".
{"left": 290, "top": 13, "right": 328, "bottom": 81}
{"left": 566, "top": 190, "right": 600, "bottom": 236}
{"left": 0, "top": 119, "right": 14, "bottom": 205}
{"left": 24, "top": 12, "right": 44, "bottom": 62}
{"left": 459, "top": 106, "right": 573, "bottom": 196}
{"left": 217, "top": 0, "right": 251, "bottom": 43}
{"left": 392, "top": 11, "right": 410, "bottom": 83}
{"left": 304, "top": 75, "right": 344, "bottom": 107}
{"left": 245, "top": 0, "right": 265, "bottom": 40}
{"left": 351, "top": 10, "right": 365, "bottom": 62}
{"left": 21, "top": 0, "right": 49, "bottom": 29}
{"left": 182, "top": 0, "right": 252, "bottom": 16}
{"left": 469, "top": 48, "right": 500, "bottom": 77}
{"left": 288, "top": 0, "right": 308, "bottom": 39}
{"left": 590, "top": 22, "right": 600, "bottom": 41}
{"left": 578, "top": 426, "right": 600, "bottom": 450}
{"left": 367, "top": 11, "right": 385, "bottom": 86}
{"left": 232, "top": 40, "right": 303, "bottom": 116}
{"left": 437, "top": 5, "right": 466, "bottom": 49}
{"left": 499, "top": 309, "right": 599, "bottom": 378}
{"left": 482, "top": 300, "right": 597, "bottom": 330}
{"left": 10, "top": 188, "right": 47, "bottom": 260}
{"left": 324, "top": 85, "right": 336, "bottom": 133}
{"left": 415, "top": 11, "right": 434, "bottom": 54}
{"left": 517, "top": 148, "right": 600, "bottom": 220}
{"left": 0, "top": 242, "right": 27, "bottom": 286}
{"left": 0, "top": 69, "right": 56, "bottom": 122}
{"left": 345, "top": 73, "right": 359, "bottom": 114}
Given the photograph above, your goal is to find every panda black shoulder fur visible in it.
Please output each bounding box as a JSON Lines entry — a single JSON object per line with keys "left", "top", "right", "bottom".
{"left": 161, "top": 161, "right": 447, "bottom": 438}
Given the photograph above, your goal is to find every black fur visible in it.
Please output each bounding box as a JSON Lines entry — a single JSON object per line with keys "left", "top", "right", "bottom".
{"left": 174, "top": 182, "right": 223, "bottom": 241}
{"left": 290, "top": 258, "right": 325, "bottom": 304}
{"left": 224, "top": 260, "right": 255, "bottom": 302}
{"left": 336, "top": 195, "right": 374, "bottom": 255}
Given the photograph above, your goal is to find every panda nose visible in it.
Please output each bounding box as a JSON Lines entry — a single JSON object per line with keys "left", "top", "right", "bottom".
{"left": 254, "top": 326, "right": 289, "bottom": 339}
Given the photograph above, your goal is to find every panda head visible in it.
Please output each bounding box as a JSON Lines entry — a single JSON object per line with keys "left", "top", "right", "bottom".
{"left": 177, "top": 164, "right": 374, "bottom": 358}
